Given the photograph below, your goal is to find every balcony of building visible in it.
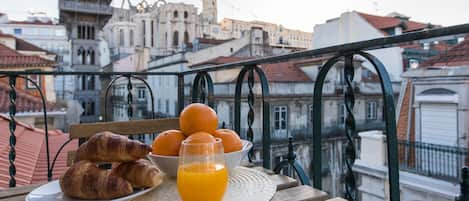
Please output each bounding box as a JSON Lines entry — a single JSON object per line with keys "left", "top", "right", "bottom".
{"left": 59, "top": 0, "right": 113, "bottom": 16}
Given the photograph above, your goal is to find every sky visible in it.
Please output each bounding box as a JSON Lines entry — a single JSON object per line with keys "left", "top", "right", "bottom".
{"left": 1, "top": 0, "right": 468, "bottom": 32}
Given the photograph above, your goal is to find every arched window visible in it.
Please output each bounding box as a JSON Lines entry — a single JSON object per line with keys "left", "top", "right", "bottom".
{"left": 173, "top": 31, "right": 179, "bottom": 47}
{"left": 184, "top": 11, "right": 188, "bottom": 19}
{"left": 173, "top": 11, "right": 178, "bottom": 18}
{"left": 119, "top": 29, "right": 125, "bottom": 47}
{"left": 78, "top": 46, "right": 86, "bottom": 64}
{"left": 279, "top": 36, "right": 284, "bottom": 44}
{"left": 165, "top": 32, "right": 168, "bottom": 48}
{"left": 87, "top": 48, "right": 95, "bottom": 65}
{"left": 129, "top": 30, "right": 134, "bottom": 46}
{"left": 184, "top": 31, "right": 189, "bottom": 45}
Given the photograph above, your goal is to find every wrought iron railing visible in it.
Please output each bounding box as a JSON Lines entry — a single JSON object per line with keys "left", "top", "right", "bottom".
{"left": 398, "top": 140, "right": 468, "bottom": 182}
{"left": 1, "top": 23, "right": 469, "bottom": 201}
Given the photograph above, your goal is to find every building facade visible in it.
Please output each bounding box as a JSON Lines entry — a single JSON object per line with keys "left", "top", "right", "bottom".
{"left": 103, "top": 0, "right": 313, "bottom": 61}
{"left": 312, "top": 11, "right": 460, "bottom": 82}
{"left": 0, "top": 13, "right": 73, "bottom": 100}
{"left": 219, "top": 18, "right": 313, "bottom": 49}
{"left": 59, "top": 0, "right": 113, "bottom": 122}
{"left": 184, "top": 55, "right": 399, "bottom": 197}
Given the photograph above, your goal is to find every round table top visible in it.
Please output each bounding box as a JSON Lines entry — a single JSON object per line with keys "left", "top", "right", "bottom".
{"left": 133, "top": 166, "right": 277, "bottom": 201}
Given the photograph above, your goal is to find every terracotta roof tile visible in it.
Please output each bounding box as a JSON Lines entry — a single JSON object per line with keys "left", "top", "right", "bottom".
{"left": 0, "top": 44, "right": 55, "bottom": 67}
{"left": 0, "top": 81, "right": 59, "bottom": 113}
{"left": 196, "top": 37, "right": 234, "bottom": 45}
{"left": 259, "top": 62, "right": 312, "bottom": 82}
{"left": 15, "top": 37, "right": 52, "bottom": 53}
{"left": 421, "top": 39, "right": 469, "bottom": 67}
{"left": 191, "top": 56, "right": 312, "bottom": 82}
{"left": 189, "top": 56, "right": 254, "bottom": 68}
{"left": 0, "top": 115, "right": 77, "bottom": 189}
{"left": 357, "top": 12, "right": 428, "bottom": 35}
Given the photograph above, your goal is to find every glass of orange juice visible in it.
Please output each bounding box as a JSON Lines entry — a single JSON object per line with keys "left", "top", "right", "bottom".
{"left": 177, "top": 138, "right": 228, "bottom": 201}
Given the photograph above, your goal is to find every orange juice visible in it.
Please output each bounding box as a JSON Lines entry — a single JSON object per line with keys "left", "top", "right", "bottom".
{"left": 177, "top": 162, "right": 228, "bottom": 201}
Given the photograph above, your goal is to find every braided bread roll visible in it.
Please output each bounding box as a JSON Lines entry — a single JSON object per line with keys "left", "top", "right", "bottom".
{"left": 112, "top": 159, "right": 164, "bottom": 188}
{"left": 75, "top": 131, "right": 151, "bottom": 162}
{"left": 60, "top": 160, "right": 133, "bottom": 200}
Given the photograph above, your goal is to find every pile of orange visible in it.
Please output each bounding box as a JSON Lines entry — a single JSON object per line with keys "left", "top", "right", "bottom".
{"left": 152, "top": 103, "right": 243, "bottom": 156}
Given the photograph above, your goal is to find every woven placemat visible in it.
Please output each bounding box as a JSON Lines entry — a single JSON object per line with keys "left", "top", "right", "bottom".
{"left": 133, "top": 166, "right": 276, "bottom": 201}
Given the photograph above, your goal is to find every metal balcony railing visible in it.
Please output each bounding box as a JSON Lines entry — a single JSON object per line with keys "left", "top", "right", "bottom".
{"left": 398, "top": 140, "right": 468, "bottom": 182}
{"left": 2, "top": 23, "right": 469, "bottom": 201}
{"left": 59, "top": 0, "right": 113, "bottom": 15}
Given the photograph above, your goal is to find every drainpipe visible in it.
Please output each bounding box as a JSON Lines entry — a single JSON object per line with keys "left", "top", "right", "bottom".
{"left": 404, "top": 79, "right": 414, "bottom": 164}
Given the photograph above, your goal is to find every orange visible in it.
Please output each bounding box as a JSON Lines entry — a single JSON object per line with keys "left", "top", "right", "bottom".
{"left": 179, "top": 103, "right": 218, "bottom": 136}
{"left": 152, "top": 130, "right": 185, "bottom": 156}
{"left": 184, "top": 132, "right": 221, "bottom": 155}
{"left": 213, "top": 129, "right": 243, "bottom": 153}
{"left": 185, "top": 132, "right": 216, "bottom": 144}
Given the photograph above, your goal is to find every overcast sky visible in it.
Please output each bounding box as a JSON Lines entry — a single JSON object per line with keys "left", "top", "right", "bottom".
{"left": 1, "top": 0, "right": 468, "bottom": 32}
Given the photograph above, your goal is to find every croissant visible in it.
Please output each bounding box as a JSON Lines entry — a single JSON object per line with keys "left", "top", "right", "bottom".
{"left": 112, "top": 159, "right": 164, "bottom": 188}
{"left": 60, "top": 160, "right": 133, "bottom": 200}
{"left": 75, "top": 131, "right": 152, "bottom": 162}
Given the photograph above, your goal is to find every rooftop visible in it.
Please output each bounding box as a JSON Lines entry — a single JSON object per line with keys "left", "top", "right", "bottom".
{"left": 0, "top": 80, "right": 61, "bottom": 113}
{"left": 0, "top": 115, "right": 77, "bottom": 189}
{"left": 0, "top": 44, "right": 56, "bottom": 67}
{"left": 358, "top": 12, "right": 429, "bottom": 35}
{"left": 421, "top": 38, "right": 469, "bottom": 67}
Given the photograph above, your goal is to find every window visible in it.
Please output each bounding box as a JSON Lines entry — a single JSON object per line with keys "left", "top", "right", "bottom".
{"left": 14, "top": 28, "right": 22, "bottom": 35}
{"left": 273, "top": 106, "right": 287, "bottom": 131}
{"left": 78, "top": 46, "right": 86, "bottom": 64}
{"left": 77, "top": 25, "right": 82, "bottom": 39}
{"left": 81, "top": 75, "right": 95, "bottom": 90}
{"left": 90, "top": 26, "right": 95, "bottom": 40}
{"left": 173, "top": 31, "right": 179, "bottom": 47}
{"left": 338, "top": 104, "right": 346, "bottom": 125}
{"left": 366, "top": 101, "right": 377, "bottom": 120}
{"left": 129, "top": 30, "right": 134, "bottom": 46}
{"left": 184, "top": 31, "right": 189, "bottom": 45}
{"left": 173, "top": 11, "right": 178, "bottom": 18}
{"left": 82, "top": 101, "right": 95, "bottom": 116}
{"left": 409, "top": 58, "right": 419, "bottom": 69}
{"left": 158, "top": 99, "right": 161, "bottom": 112}
{"left": 151, "top": 21, "right": 154, "bottom": 47}
{"left": 137, "top": 88, "right": 146, "bottom": 100}
{"left": 142, "top": 20, "right": 146, "bottom": 47}
{"left": 184, "top": 11, "right": 188, "bottom": 18}
{"left": 87, "top": 48, "right": 95, "bottom": 65}
{"left": 26, "top": 70, "right": 40, "bottom": 89}
{"left": 165, "top": 100, "right": 170, "bottom": 114}
{"left": 279, "top": 36, "right": 283, "bottom": 44}
{"left": 119, "top": 29, "right": 125, "bottom": 47}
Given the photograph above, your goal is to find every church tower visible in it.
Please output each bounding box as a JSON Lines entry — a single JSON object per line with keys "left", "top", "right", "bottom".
{"left": 202, "top": 0, "right": 218, "bottom": 24}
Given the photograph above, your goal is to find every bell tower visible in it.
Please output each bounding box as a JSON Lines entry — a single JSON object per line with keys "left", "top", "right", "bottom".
{"left": 202, "top": 0, "right": 217, "bottom": 24}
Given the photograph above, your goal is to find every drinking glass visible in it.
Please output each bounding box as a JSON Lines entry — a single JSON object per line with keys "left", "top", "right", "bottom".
{"left": 177, "top": 138, "right": 228, "bottom": 201}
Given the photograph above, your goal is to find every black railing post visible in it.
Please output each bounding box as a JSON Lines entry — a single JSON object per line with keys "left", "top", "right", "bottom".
{"left": 344, "top": 54, "right": 357, "bottom": 200}
{"left": 458, "top": 167, "right": 469, "bottom": 201}
{"left": 8, "top": 75, "right": 17, "bottom": 187}
{"left": 126, "top": 75, "right": 133, "bottom": 120}
{"left": 177, "top": 74, "right": 185, "bottom": 115}
{"left": 234, "top": 65, "right": 271, "bottom": 168}
{"left": 191, "top": 72, "right": 214, "bottom": 108}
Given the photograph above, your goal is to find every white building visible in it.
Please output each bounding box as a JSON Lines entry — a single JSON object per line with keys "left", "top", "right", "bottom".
{"left": 0, "top": 13, "right": 73, "bottom": 100}
{"left": 103, "top": 0, "right": 313, "bottom": 60}
{"left": 312, "top": 11, "right": 452, "bottom": 82}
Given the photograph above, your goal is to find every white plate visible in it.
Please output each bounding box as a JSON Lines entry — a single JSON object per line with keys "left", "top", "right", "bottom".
{"left": 26, "top": 180, "right": 156, "bottom": 201}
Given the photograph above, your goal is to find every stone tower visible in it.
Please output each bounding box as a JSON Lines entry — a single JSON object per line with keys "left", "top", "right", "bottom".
{"left": 202, "top": 0, "right": 218, "bottom": 24}
{"left": 59, "top": 0, "right": 113, "bottom": 123}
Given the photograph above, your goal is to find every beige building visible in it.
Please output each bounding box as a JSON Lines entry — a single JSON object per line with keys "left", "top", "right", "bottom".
{"left": 219, "top": 18, "right": 313, "bottom": 49}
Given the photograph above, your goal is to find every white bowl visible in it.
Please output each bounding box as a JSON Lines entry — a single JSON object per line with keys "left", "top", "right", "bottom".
{"left": 148, "top": 140, "right": 252, "bottom": 177}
